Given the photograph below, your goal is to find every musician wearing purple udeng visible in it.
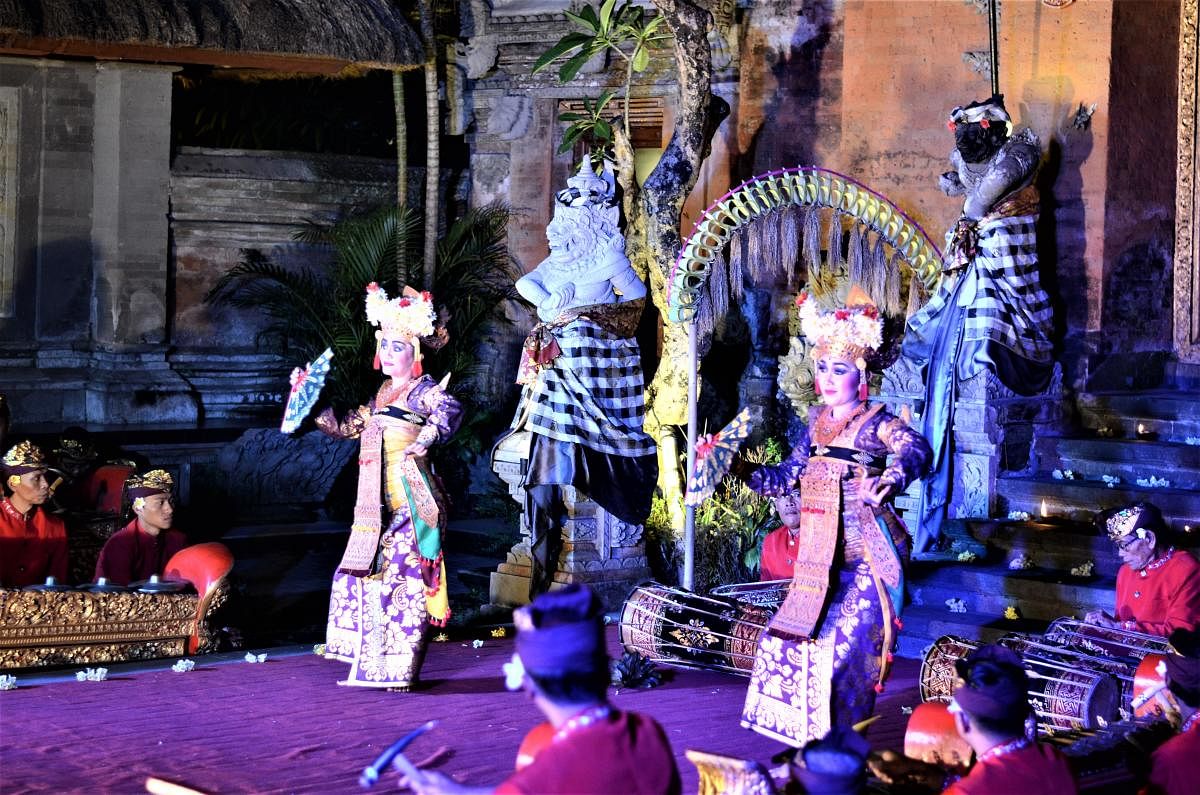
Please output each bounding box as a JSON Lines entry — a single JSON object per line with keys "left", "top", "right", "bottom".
{"left": 407, "top": 584, "right": 681, "bottom": 795}
{"left": 1, "top": 441, "right": 68, "bottom": 588}
{"left": 1085, "top": 503, "right": 1200, "bottom": 638}
{"left": 942, "top": 645, "right": 1076, "bottom": 794}
{"left": 94, "top": 470, "right": 188, "bottom": 586}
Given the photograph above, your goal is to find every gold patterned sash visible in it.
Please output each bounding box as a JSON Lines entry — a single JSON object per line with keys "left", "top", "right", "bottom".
{"left": 768, "top": 405, "right": 881, "bottom": 641}
{"left": 337, "top": 413, "right": 438, "bottom": 575}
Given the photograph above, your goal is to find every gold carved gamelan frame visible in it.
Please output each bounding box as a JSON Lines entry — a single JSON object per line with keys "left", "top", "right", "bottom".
{"left": 0, "top": 580, "right": 230, "bottom": 669}
{"left": 1177, "top": 0, "right": 1200, "bottom": 362}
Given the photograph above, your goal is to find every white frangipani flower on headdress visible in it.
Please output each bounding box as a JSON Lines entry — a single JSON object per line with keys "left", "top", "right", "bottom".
{"left": 795, "top": 284, "right": 884, "bottom": 368}
{"left": 364, "top": 282, "right": 436, "bottom": 340}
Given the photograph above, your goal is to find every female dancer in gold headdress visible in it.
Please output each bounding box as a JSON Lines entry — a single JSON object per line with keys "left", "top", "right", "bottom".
{"left": 317, "top": 284, "right": 462, "bottom": 690}
{"left": 740, "top": 288, "right": 931, "bottom": 745}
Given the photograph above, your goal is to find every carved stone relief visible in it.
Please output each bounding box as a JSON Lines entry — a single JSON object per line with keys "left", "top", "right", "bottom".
{"left": 951, "top": 454, "right": 992, "bottom": 519}
{"left": 1176, "top": 0, "right": 1200, "bottom": 362}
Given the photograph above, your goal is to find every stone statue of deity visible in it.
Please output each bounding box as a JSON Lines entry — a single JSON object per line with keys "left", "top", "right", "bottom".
{"left": 938, "top": 101, "right": 1041, "bottom": 222}
{"left": 502, "top": 159, "right": 657, "bottom": 601}
{"left": 516, "top": 159, "right": 646, "bottom": 321}
{"left": 901, "top": 94, "right": 1056, "bottom": 555}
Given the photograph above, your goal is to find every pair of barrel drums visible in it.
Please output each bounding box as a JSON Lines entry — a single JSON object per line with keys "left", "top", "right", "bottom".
{"left": 920, "top": 619, "right": 1174, "bottom": 732}
{"left": 617, "top": 581, "right": 788, "bottom": 676}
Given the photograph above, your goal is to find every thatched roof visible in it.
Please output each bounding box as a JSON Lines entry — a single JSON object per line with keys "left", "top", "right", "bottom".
{"left": 0, "top": 1, "right": 424, "bottom": 74}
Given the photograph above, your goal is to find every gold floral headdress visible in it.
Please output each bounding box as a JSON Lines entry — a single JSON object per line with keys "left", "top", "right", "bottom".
{"left": 3, "top": 440, "right": 47, "bottom": 476}
{"left": 126, "top": 469, "right": 175, "bottom": 504}
{"left": 364, "top": 283, "right": 437, "bottom": 340}
{"left": 797, "top": 285, "right": 884, "bottom": 368}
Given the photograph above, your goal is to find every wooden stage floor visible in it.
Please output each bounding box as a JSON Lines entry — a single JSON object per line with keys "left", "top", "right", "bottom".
{"left": 0, "top": 628, "right": 921, "bottom": 793}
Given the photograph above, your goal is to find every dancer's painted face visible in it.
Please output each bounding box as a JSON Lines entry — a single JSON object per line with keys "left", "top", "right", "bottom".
{"left": 378, "top": 336, "right": 416, "bottom": 380}
{"left": 815, "top": 355, "right": 860, "bottom": 409}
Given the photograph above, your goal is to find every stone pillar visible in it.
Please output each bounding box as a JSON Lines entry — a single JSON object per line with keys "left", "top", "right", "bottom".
{"left": 882, "top": 357, "right": 1064, "bottom": 527}
{"left": 91, "top": 62, "right": 176, "bottom": 346}
{"left": 949, "top": 367, "right": 1065, "bottom": 515}
{"left": 490, "top": 430, "right": 652, "bottom": 611}
{"left": 85, "top": 63, "right": 197, "bottom": 424}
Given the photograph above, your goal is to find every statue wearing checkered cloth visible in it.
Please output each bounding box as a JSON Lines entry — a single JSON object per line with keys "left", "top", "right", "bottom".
{"left": 510, "top": 160, "right": 657, "bottom": 599}
{"left": 902, "top": 95, "right": 1056, "bottom": 556}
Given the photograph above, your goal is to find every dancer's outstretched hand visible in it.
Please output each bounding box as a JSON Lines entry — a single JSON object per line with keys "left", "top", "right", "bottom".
{"left": 853, "top": 466, "right": 894, "bottom": 507}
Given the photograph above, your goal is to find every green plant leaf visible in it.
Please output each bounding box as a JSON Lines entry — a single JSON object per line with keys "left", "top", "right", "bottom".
{"left": 559, "top": 47, "right": 600, "bottom": 83}
{"left": 532, "top": 32, "right": 593, "bottom": 74}
{"left": 632, "top": 46, "right": 649, "bottom": 73}
{"left": 575, "top": 4, "right": 601, "bottom": 29}
{"left": 594, "top": 118, "right": 613, "bottom": 141}
{"left": 599, "top": 0, "right": 619, "bottom": 34}
{"left": 558, "top": 125, "right": 585, "bottom": 153}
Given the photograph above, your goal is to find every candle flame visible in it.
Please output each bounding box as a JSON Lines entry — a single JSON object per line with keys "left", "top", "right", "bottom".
{"left": 1138, "top": 423, "right": 1146, "bottom": 435}
{"left": 1040, "top": 499, "right": 1048, "bottom": 518}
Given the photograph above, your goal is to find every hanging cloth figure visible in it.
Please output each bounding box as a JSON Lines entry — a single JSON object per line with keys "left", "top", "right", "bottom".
{"left": 901, "top": 95, "right": 1055, "bottom": 555}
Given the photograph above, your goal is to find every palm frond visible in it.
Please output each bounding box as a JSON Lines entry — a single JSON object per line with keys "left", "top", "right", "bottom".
{"left": 206, "top": 203, "right": 517, "bottom": 413}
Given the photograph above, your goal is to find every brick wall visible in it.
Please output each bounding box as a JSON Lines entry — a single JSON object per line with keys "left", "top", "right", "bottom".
{"left": 731, "top": 0, "right": 1177, "bottom": 363}
{"left": 169, "top": 147, "right": 398, "bottom": 350}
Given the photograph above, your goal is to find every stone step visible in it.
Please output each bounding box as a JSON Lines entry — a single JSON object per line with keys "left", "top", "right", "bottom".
{"left": 906, "top": 560, "right": 1113, "bottom": 622}
{"left": 997, "top": 474, "right": 1200, "bottom": 532}
{"left": 965, "top": 518, "right": 1121, "bottom": 575}
{"left": 1167, "top": 361, "right": 1200, "bottom": 391}
{"left": 1034, "top": 436, "right": 1200, "bottom": 490}
{"left": 895, "top": 604, "right": 1051, "bottom": 660}
{"left": 1077, "top": 389, "right": 1200, "bottom": 442}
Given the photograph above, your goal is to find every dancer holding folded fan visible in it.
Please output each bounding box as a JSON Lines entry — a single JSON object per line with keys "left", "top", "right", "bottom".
{"left": 316, "top": 284, "right": 462, "bottom": 690}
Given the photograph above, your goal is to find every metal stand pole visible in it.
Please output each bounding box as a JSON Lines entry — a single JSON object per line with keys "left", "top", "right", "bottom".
{"left": 683, "top": 321, "right": 698, "bottom": 591}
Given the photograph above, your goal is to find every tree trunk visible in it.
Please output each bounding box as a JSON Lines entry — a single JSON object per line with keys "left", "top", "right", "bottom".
{"left": 635, "top": 0, "right": 716, "bottom": 522}
{"left": 394, "top": 71, "right": 408, "bottom": 208}
{"left": 418, "top": 0, "right": 439, "bottom": 291}
{"left": 393, "top": 70, "right": 409, "bottom": 283}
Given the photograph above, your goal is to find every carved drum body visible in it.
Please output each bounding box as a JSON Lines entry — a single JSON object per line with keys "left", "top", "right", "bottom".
{"left": 619, "top": 583, "right": 777, "bottom": 676}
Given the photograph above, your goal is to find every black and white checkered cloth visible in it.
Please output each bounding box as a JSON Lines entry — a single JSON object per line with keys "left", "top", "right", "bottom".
{"left": 909, "top": 210, "right": 1054, "bottom": 367}
{"left": 514, "top": 318, "right": 656, "bottom": 458}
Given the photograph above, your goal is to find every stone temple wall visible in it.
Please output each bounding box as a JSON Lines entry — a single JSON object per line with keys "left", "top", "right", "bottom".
{"left": 168, "top": 147, "right": 399, "bottom": 425}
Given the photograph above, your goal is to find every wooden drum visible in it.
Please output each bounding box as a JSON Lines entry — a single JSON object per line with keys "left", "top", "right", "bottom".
{"left": 619, "top": 583, "right": 773, "bottom": 676}
{"left": 920, "top": 634, "right": 1122, "bottom": 731}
